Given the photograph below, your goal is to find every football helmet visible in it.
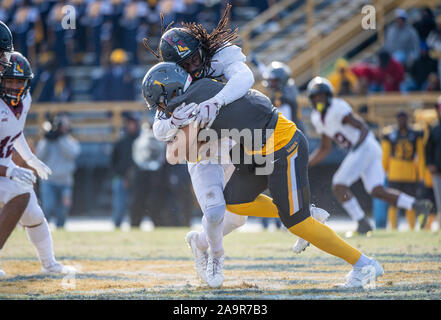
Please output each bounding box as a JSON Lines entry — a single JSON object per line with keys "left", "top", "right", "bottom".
{"left": 262, "top": 61, "right": 292, "bottom": 90}
{"left": 0, "top": 20, "right": 14, "bottom": 73}
{"left": 0, "top": 51, "right": 34, "bottom": 103}
{"left": 159, "top": 28, "right": 207, "bottom": 79}
{"left": 142, "top": 62, "right": 192, "bottom": 118}
{"left": 306, "top": 76, "right": 334, "bottom": 112}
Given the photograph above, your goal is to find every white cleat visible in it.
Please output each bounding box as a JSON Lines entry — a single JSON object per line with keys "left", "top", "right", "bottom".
{"left": 206, "top": 254, "right": 224, "bottom": 288}
{"left": 292, "top": 205, "right": 330, "bottom": 254}
{"left": 42, "top": 262, "right": 77, "bottom": 274}
{"left": 336, "top": 258, "right": 384, "bottom": 289}
{"left": 0, "top": 268, "right": 6, "bottom": 277}
{"left": 185, "top": 231, "right": 208, "bottom": 283}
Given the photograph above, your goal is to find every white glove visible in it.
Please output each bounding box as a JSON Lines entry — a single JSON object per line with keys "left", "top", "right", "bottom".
{"left": 170, "top": 102, "right": 198, "bottom": 129}
{"left": 26, "top": 156, "right": 52, "bottom": 180}
{"left": 5, "top": 166, "right": 36, "bottom": 186}
{"left": 193, "top": 97, "right": 222, "bottom": 129}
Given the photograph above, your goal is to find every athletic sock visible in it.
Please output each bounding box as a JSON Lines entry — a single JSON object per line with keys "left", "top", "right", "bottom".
{"left": 289, "top": 217, "right": 362, "bottom": 265}
{"left": 198, "top": 212, "right": 247, "bottom": 252}
{"left": 342, "top": 197, "right": 366, "bottom": 222}
{"left": 25, "top": 219, "right": 57, "bottom": 268}
{"left": 405, "top": 210, "right": 416, "bottom": 230}
{"left": 388, "top": 207, "right": 398, "bottom": 230}
{"left": 202, "top": 216, "right": 224, "bottom": 258}
{"left": 396, "top": 193, "right": 415, "bottom": 211}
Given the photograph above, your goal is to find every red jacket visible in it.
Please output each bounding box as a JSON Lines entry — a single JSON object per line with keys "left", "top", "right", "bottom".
{"left": 375, "top": 58, "right": 405, "bottom": 92}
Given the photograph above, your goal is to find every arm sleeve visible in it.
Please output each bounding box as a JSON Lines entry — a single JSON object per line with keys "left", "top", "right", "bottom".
{"left": 152, "top": 113, "right": 179, "bottom": 142}
{"left": 13, "top": 133, "right": 36, "bottom": 162}
{"left": 214, "top": 61, "right": 255, "bottom": 106}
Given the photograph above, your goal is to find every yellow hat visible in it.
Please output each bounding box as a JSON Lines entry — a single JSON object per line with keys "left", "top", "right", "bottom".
{"left": 110, "top": 49, "right": 128, "bottom": 64}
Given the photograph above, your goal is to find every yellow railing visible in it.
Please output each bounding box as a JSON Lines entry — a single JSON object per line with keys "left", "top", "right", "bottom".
{"left": 26, "top": 93, "right": 440, "bottom": 143}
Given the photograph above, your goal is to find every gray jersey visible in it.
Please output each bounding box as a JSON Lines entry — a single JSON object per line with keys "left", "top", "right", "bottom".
{"left": 168, "top": 78, "right": 278, "bottom": 150}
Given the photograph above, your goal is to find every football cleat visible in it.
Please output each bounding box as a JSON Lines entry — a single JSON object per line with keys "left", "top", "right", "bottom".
{"left": 336, "top": 258, "right": 384, "bottom": 289}
{"left": 0, "top": 267, "right": 5, "bottom": 277}
{"left": 293, "top": 205, "right": 330, "bottom": 254}
{"left": 206, "top": 254, "right": 224, "bottom": 288}
{"left": 356, "top": 217, "right": 373, "bottom": 234}
{"left": 185, "top": 231, "right": 208, "bottom": 283}
{"left": 412, "top": 199, "right": 433, "bottom": 217}
{"left": 42, "top": 262, "right": 77, "bottom": 274}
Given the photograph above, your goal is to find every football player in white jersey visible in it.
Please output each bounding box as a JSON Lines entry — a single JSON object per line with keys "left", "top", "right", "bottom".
{"left": 143, "top": 5, "right": 257, "bottom": 287}
{"left": 0, "top": 51, "right": 76, "bottom": 276}
{"left": 306, "top": 77, "right": 433, "bottom": 235}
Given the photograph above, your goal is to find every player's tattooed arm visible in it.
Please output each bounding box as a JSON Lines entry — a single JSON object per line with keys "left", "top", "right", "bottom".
{"left": 308, "top": 134, "right": 332, "bottom": 168}
{"left": 342, "top": 113, "right": 369, "bottom": 150}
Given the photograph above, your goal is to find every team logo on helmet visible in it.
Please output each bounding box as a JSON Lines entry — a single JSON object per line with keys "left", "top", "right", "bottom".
{"left": 163, "top": 35, "right": 191, "bottom": 58}
{"left": 14, "top": 61, "right": 24, "bottom": 75}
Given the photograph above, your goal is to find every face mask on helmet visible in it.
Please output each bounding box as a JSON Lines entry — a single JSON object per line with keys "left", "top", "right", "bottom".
{"left": 0, "top": 50, "right": 12, "bottom": 75}
{"left": 142, "top": 62, "right": 193, "bottom": 119}
{"left": 0, "top": 77, "right": 28, "bottom": 104}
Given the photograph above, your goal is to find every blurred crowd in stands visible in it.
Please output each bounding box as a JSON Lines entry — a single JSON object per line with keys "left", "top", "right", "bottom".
{"left": 329, "top": 7, "right": 441, "bottom": 96}
{"left": 1, "top": 0, "right": 270, "bottom": 102}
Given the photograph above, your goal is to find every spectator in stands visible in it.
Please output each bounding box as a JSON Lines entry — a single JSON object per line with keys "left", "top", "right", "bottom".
{"left": 12, "top": 0, "right": 40, "bottom": 60}
{"left": 413, "top": 7, "right": 436, "bottom": 41}
{"left": 36, "top": 115, "right": 81, "bottom": 229}
{"left": 384, "top": 9, "right": 420, "bottom": 68}
{"left": 351, "top": 61, "right": 381, "bottom": 94}
{"left": 328, "top": 58, "right": 359, "bottom": 95}
{"left": 405, "top": 42, "right": 438, "bottom": 91}
{"left": 85, "top": 0, "right": 112, "bottom": 65}
{"left": 375, "top": 50, "right": 405, "bottom": 92}
{"left": 425, "top": 97, "right": 441, "bottom": 224}
{"left": 425, "top": 72, "right": 440, "bottom": 91}
{"left": 93, "top": 48, "right": 135, "bottom": 101}
{"left": 120, "top": 0, "right": 148, "bottom": 64}
{"left": 111, "top": 113, "right": 140, "bottom": 228}
{"left": 427, "top": 16, "right": 441, "bottom": 81}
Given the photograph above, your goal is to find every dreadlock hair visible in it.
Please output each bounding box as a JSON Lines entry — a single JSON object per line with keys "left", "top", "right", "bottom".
{"left": 143, "top": 3, "right": 239, "bottom": 78}
{"left": 180, "top": 3, "right": 238, "bottom": 76}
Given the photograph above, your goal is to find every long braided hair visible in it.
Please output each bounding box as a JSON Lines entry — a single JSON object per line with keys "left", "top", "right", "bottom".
{"left": 143, "top": 3, "right": 238, "bottom": 78}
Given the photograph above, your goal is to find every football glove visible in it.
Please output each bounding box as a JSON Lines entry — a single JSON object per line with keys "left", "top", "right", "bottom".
{"left": 5, "top": 166, "right": 36, "bottom": 186}
{"left": 193, "top": 97, "right": 222, "bottom": 129}
{"left": 26, "top": 156, "right": 52, "bottom": 180}
{"left": 170, "top": 102, "right": 198, "bottom": 129}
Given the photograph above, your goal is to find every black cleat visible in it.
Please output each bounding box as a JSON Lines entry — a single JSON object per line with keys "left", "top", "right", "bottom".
{"left": 412, "top": 199, "right": 433, "bottom": 216}
{"left": 356, "top": 217, "right": 373, "bottom": 234}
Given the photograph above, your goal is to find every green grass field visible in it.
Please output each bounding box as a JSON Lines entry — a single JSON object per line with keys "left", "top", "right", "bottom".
{"left": 1, "top": 227, "right": 440, "bottom": 299}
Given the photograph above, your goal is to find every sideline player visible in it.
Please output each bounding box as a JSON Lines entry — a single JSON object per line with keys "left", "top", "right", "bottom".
{"left": 307, "top": 77, "right": 433, "bottom": 235}
{"left": 142, "top": 62, "right": 385, "bottom": 289}
{"left": 0, "top": 51, "right": 76, "bottom": 276}
{"left": 381, "top": 111, "right": 424, "bottom": 230}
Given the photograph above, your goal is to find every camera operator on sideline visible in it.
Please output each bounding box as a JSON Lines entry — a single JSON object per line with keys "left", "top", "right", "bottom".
{"left": 36, "top": 115, "right": 81, "bottom": 229}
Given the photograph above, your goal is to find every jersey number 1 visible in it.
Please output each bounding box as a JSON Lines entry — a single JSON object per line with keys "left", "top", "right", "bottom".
{"left": 0, "top": 132, "right": 22, "bottom": 158}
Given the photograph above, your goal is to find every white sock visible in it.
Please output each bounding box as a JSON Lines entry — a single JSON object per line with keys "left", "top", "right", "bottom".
{"left": 222, "top": 211, "right": 247, "bottom": 235}
{"left": 197, "top": 212, "right": 247, "bottom": 252}
{"left": 202, "top": 216, "right": 224, "bottom": 258}
{"left": 342, "top": 197, "right": 366, "bottom": 221}
{"left": 396, "top": 193, "right": 415, "bottom": 210}
{"left": 354, "top": 253, "right": 372, "bottom": 268}
{"left": 25, "top": 219, "right": 57, "bottom": 268}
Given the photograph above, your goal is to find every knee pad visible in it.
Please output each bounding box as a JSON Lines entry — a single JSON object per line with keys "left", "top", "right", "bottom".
{"left": 19, "top": 192, "right": 45, "bottom": 227}
{"left": 204, "top": 204, "right": 226, "bottom": 225}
